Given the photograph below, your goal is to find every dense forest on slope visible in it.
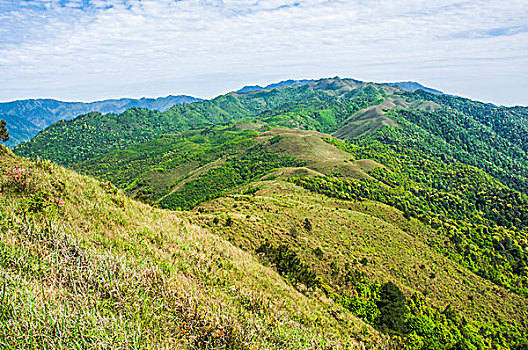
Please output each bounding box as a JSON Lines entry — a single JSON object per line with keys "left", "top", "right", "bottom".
{"left": 297, "top": 131, "right": 528, "bottom": 298}
{"left": 72, "top": 126, "right": 261, "bottom": 198}
{"left": 393, "top": 90, "right": 528, "bottom": 193}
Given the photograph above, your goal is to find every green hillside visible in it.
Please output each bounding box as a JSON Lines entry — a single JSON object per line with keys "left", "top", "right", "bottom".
{"left": 68, "top": 123, "right": 528, "bottom": 346}
{"left": 0, "top": 145, "right": 384, "bottom": 348}
{"left": 3, "top": 141, "right": 528, "bottom": 349}
{"left": 194, "top": 180, "right": 528, "bottom": 349}
{"left": 14, "top": 78, "right": 528, "bottom": 195}
{"left": 0, "top": 95, "right": 200, "bottom": 147}
{"left": 73, "top": 123, "right": 528, "bottom": 296}
{"left": 5, "top": 77, "right": 528, "bottom": 348}
{"left": 28, "top": 78, "right": 528, "bottom": 302}
{"left": 13, "top": 78, "right": 384, "bottom": 165}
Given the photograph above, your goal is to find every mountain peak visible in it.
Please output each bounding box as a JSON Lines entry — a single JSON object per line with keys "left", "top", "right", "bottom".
{"left": 386, "top": 81, "right": 443, "bottom": 94}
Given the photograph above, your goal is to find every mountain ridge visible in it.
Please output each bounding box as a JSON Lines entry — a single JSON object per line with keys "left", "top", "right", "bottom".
{"left": 2, "top": 78, "right": 444, "bottom": 147}
{"left": 235, "top": 79, "right": 316, "bottom": 93}
{"left": 16, "top": 77, "right": 528, "bottom": 195}
{"left": 0, "top": 94, "right": 201, "bottom": 146}
{"left": 386, "top": 81, "right": 444, "bottom": 94}
{"left": 236, "top": 78, "right": 443, "bottom": 96}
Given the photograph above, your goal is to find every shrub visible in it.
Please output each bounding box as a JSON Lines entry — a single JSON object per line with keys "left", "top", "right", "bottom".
{"left": 304, "top": 218, "right": 312, "bottom": 232}
{"left": 1, "top": 165, "right": 65, "bottom": 213}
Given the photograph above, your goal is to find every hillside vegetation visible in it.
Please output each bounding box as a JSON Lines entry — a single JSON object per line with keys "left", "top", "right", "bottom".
{"left": 0, "top": 145, "right": 386, "bottom": 349}
{"left": 14, "top": 78, "right": 528, "bottom": 194}
{"left": 14, "top": 78, "right": 385, "bottom": 165}
{"left": 193, "top": 180, "right": 528, "bottom": 349}
{"left": 3, "top": 144, "right": 528, "bottom": 349}
{"left": 6, "top": 77, "right": 528, "bottom": 348}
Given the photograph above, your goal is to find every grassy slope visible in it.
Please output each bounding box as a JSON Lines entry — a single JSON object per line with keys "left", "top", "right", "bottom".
{"left": 58, "top": 122, "right": 528, "bottom": 303}
{"left": 0, "top": 146, "right": 383, "bottom": 349}
{"left": 72, "top": 127, "right": 378, "bottom": 209}
{"left": 192, "top": 180, "right": 528, "bottom": 343}
{"left": 256, "top": 128, "right": 381, "bottom": 179}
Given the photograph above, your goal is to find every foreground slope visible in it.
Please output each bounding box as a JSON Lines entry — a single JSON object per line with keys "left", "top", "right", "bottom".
{"left": 0, "top": 145, "right": 383, "bottom": 349}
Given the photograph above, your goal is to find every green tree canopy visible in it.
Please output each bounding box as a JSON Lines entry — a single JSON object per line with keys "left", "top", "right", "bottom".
{"left": 0, "top": 120, "right": 9, "bottom": 142}
{"left": 376, "top": 281, "right": 409, "bottom": 334}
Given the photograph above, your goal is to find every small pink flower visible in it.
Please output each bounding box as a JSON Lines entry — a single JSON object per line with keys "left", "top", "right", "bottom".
{"left": 58, "top": 198, "right": 65, "bottom": 207}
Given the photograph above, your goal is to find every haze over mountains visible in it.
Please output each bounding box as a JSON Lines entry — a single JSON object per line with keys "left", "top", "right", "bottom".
{"left": 385, "top": 81, "right": 444, "bottom": 94}
{"left": 3, "top": 77, "right": 528, "bottom": 349}
{"left": 0, "top": 95, "right": 200, "bottom": 146}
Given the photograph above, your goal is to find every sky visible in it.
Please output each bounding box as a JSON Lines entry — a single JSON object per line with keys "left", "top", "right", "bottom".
{"left": 0, "top": 0, "right": 527, "bottom": 106}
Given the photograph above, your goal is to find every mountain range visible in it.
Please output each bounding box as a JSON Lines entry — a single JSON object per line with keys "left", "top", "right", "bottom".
{"left": 2, "top": 77, "right": 528, "bottom": 349}
{"left": 1, "top": 79, "right": 441, "bottom": 148}
{"left": 0, "top": 95, "right": 201, "bottom": 146}
{"left": 236, "top": 78, "right": 443, "bottom": 95}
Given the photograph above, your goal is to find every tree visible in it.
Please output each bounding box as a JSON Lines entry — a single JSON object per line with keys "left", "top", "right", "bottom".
{"left": 0, "top": 120, "right": 9, "bottom": 142}
{"left": 376, "top": 281, "right": 409, "bottom": 334}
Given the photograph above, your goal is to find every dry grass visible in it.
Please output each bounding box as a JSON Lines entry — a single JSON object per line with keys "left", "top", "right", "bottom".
{"left": 257, "top": 128, "right": 376, "bottom": 179}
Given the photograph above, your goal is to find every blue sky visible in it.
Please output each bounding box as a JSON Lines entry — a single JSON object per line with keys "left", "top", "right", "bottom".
{"left": 0, "top": 0, "right": 527, "bottom": 105}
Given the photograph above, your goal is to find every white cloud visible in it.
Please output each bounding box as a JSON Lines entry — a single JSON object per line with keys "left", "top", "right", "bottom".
{"left": 0, "top": 0, "right": 527, "bottom": 105}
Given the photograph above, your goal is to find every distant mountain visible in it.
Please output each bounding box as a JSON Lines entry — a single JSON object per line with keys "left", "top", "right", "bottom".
{"left": 386, "top": 81, "right": 444, "bottom": 94}
{"left": 16, "top": 76, "right": 528, "bottom": 196}
{"left": 237, "top": 79, "right": 443, "bottom": 96}
{"left": 0, "top": 95, "right": 201, "bottom": 146}
{"left": 236, "top": 79, "right": 316, "bottom": 93}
